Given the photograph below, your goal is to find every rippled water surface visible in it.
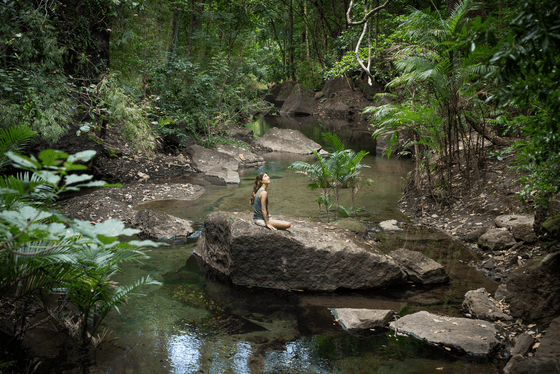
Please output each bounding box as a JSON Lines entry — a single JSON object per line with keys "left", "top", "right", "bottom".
{"left": 95, "top": 116, "right": 503, "bottom": 373}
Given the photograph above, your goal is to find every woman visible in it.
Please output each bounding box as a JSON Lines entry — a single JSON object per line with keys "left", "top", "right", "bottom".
{"left": 250, "top": 172, "right": 291, "bottom": 230}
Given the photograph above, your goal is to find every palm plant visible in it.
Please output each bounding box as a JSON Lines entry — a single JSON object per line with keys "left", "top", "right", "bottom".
{"left": 366, "top": 0, "right": 503, "bottom": 197}
{"left": 0, "top": 149, "right": 162, "bottom": 374}
{"left": 290, "top": 132, "right": 371, "bottom": 221}
{"left": 289, "top": 148, "right": 333, "bottom": 222}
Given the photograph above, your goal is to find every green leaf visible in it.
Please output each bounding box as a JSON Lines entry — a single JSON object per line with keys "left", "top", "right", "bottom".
{"left": 68, "top": 150, "right": 97, "bottom": 163}
{"left": 65, "top": 174, "right": 93, "bottom": 185}
{"left": 39, "top": 150, "right": 68, "bottom": 167}
{"left": 4, "top": 152, "right": 41, "bottom": 169}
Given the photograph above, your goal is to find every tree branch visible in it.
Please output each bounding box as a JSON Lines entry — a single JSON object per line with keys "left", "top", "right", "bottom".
{"left": 346, "top": 0, "right": 391, "bottom": 26}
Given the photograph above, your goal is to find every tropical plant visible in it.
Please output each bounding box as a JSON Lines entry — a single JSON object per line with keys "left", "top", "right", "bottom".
{"left": 289, "top": 147, "right": 333, "bottom": 222}
{"left": 365, "top": 0, "right": 504, "bottom": 199}
{"left": 0, "top": 149, "right": 163, "bottom": 374}
{"left": 289, "top": 132, "right": 370, "bottom": 221}
{"left": 489, "top": 0, "right": 560, "bottom": 212}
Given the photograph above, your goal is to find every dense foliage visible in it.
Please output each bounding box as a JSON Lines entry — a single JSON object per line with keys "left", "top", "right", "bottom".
{"left": 1, "top": 0, "right": 560, "bottom": 369}
{"left": 0, "top": 127, "right": 162, "bottom": 373}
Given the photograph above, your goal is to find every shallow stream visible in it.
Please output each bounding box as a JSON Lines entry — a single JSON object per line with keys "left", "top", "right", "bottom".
{"left": 95, "top": 116, "right": 504, "bottom": 373}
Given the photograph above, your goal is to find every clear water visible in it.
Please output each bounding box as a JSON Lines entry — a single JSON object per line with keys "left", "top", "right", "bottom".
{"left": 94, "top": 116, "right": 504, "bottom": 373}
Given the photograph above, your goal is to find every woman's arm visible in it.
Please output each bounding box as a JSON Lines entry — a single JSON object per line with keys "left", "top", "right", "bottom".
{"left": 259, "top": 190, "right": 276, "bottom": 230}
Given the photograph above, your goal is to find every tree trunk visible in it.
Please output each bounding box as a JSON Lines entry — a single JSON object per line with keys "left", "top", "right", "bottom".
{"left": 188, "top": 0, "right": 195, "bottom": 58}
{"left": 289, "top": 0, "right": 296, "bottom": 80}
{"left": 168, "top": 6, "right": 181, "bottom": 67}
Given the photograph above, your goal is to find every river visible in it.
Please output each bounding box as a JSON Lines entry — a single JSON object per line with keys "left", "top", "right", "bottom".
{"left": 94, "top": 116, "right": 503, "bottom": 374}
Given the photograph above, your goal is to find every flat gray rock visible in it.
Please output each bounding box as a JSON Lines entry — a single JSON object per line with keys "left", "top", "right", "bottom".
{"left": 389, "top": 311, "right": 500, "bottom": 356}
{"left": 331, "top": 308, "right": 395, "bottom": 338}
{"left": 254, "top": 127, "right": 323, "bottom": 155}
{"left": 193, "top": 211, "right": 406, "bottom": 291}
{"left": 186, "top": 144, "right": 240, "bottom": 184}
{"left": 215, "top": 144, "right": 265, "bottom": 168}
{"left": 389, "top": 248, "right": 449, "bottom": 284}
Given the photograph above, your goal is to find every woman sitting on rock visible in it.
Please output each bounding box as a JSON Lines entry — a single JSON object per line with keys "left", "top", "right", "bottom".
{"left": 250, "top": 172, "right": 291, "bottom": 230}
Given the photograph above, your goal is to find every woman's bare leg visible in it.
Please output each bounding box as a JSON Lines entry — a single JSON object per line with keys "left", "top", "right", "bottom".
{"left": 269, "top": 219, "right": 291, "bottom": 230}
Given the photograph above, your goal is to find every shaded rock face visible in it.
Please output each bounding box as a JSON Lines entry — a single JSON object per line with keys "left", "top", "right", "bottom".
{"left": 186, "top": 144, "right": 240, "bottom": 184}
{"left": 279, "top": 84, "right": 318, "bottom": 116}
{"left": 478, "top": 228, "right": 517, "bottom": 251}
{"left": 536, "top": 316, "right": 560, "bottom": 358}
{"left": 132, "top": 208, "right": 194, "bottom": 243}
{"left": 506, "top": 252, "right": 560, "bottom": 324}
{"left": 390, "top": 311, "right": 500, "bottom": 356}
{"left": 503, "top": 355, "right": 560, "bottom": 374}
{"left": 215, "top": 144, "right": 265, "bottom": 169}
{"left": 330, "top": 308, "right": 395, "bottom": 338}
{"left": 389, "top": 248, "right": 449, "bottom": 285}
{"left": 193, "top": 211, "right": 407, "bottom": 291}
{"left": 263, "top": 81, "right": 298, "bottom": 107}
{"left": 503, "top": 316, "right": 560, "bottom": 374}
{"left": 462, "top": 288, "right": 512, "bottom": 322}
{"left": 254, "top": 127, "right": 323, "bottom": 155}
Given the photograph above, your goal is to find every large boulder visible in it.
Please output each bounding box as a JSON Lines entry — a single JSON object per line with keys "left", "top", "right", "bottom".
{"left": 132, "top": 208, "right": 194, "bottom": 243}
{"left": 263, "top": 81, "right": 298, "bottom": 108}
{"left": 215, "top": 144, "right": 265, "bottom": 169}
{"left": 462, "top": 287, "right": 512, "bottom": 322}
{"left": 389, "top": 311, "right": 500, "bottom": 356}
{"left": 331, "top": 308, "right": 395, "bottom": 338}
{"left": 193, "top": 211, "right": 407, "bottom": 291}
{"left": 506, "top": 252, "right": 560, "bottom": 324}
{"left": 186, "top": 144, "right": 240, "bottom": 184}
{"left": 254, "top": 127, "right": 324, "bottom": 155}
{"left": 279, "top": 84, "right": 318, "bottom": 116}
{"left": 388, "top": 248, "right": 449, "bottom": 285}
{"left": 495, "top": 214, "right": 536, "bottom": 243}
{"left": 478, "top": 228, "right": 517, "bottom": 251}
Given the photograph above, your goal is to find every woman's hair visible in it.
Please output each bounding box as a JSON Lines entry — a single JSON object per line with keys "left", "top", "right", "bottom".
{"left": 250, "top": 172, "right": 267, "bottom": 205}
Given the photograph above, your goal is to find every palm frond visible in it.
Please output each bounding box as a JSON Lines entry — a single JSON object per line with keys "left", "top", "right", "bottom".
{"left": 0, "top": 126, "right": 37, "bottom": 172}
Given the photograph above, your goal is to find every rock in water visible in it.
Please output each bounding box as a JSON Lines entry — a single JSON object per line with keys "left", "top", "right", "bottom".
{"left": 132, "top": 208, "right": 194, "bottom": 243}
{"left": 193, "top": 211, "right": 406, "bottom": 291}
{"left": 389, "top": 248, "right": 449, "bottom": 284}
{"left": 330, "top": 308, "right": 395, "bottom": 338}
{"left": 390, "top": 311, "right": 500, "bottom": 356}
{"left": 254, "top": 127, "right": 323, "bottom": 155}
{"left": 186, "top": 144, "right": 240, "bottom": 184}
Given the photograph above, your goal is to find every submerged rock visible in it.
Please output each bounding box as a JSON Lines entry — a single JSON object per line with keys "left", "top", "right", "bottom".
{"left": 254, "top": 127, "right": 324, "bottom": 155}
{"left": 331, "top": 308, "right": 395, "bottom": 338}
{"left": 132, "top": 208, "right": 194, "bottom": 243}
{"left": 389, "top": 248, "right": 449, "bottom": 285}
{"left": 379, "top": 219, "right": 402, "bottom": 232}
{"left": 390, "top": 311, "right": 500, "bottom": 356}
{"left": 462, "top": 287, "right": 512, "bottom": 322}
{"left": 193, "top": 211, "right": 407, "bottom": 291}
